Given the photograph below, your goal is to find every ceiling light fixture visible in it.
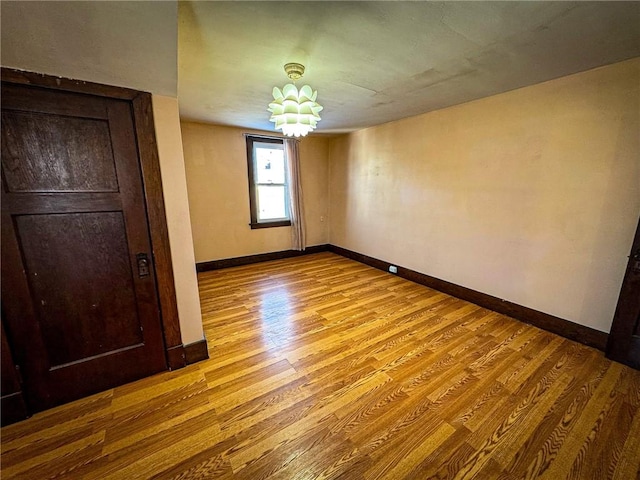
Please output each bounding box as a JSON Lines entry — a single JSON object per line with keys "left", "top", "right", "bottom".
{"left": 268, "top": 63, "right": 323, "bottom": 138}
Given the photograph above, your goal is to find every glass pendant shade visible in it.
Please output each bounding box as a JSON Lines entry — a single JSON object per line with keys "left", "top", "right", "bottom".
{"left": 268, "top": 84, "right": 323, "bottom": 137}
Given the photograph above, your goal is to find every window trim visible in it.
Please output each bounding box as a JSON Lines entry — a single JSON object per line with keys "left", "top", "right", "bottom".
{"left": 246, "top": 135, "right": 292, "bottom": 229}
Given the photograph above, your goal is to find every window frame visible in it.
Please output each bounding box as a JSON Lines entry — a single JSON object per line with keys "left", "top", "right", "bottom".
{"left": 245, "top": 135, "right": 291, "bottom": 229}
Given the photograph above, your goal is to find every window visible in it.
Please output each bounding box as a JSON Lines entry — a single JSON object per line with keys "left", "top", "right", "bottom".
{"left": 246, "top": 135, "right": 291, "bottom": 229}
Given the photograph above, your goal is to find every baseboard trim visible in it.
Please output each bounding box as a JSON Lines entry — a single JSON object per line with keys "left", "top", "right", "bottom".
{"left": 328, "top": 245, "right": 608, "bottom": 351}
{"left": 196, "top": 244, "right": 329, "bottom": 272}
{"left": 166, "top": 344, "right": 186, "bottom": 371}
{"left": 184, "top": 338, "right": 209, "bottom": 365}
{"left": 1, "top": 391, "right": 29, "bottom": 426}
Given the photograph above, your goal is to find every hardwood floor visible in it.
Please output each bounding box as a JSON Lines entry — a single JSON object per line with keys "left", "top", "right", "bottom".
{"left": 2, "top": 252, "right": 639, "bottom": 479}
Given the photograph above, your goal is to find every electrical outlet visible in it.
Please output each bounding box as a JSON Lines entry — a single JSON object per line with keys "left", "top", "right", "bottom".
{"left": 320, "top": 216, "right": 325, "bottom": 222}
{"left": 389, "top": 265, "right": 398, "bottom": 274}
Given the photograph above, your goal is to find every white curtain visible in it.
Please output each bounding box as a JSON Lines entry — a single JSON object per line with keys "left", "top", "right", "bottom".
{"left": 285, "top": 138, "right": 306, "bottom": 251}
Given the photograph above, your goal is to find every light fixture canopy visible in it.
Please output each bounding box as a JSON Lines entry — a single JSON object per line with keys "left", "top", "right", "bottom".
{"left": 268, "top": 63, "right": 323, "bottom": 137}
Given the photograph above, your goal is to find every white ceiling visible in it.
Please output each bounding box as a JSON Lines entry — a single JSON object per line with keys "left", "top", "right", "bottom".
{"left": 1, "top": 2, "right": 638, "bottom": 136}
{"left": 179, "top": 1, "right": 640, "bottom": 134}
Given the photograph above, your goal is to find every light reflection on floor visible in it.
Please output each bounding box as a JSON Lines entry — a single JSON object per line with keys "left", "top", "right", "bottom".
{"left": 257, "top": 283, "right": 295, "bottom": 349}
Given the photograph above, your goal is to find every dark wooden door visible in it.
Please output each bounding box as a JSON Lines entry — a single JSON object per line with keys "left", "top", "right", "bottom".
{"left": 1, "top": 82, "right": 168, "bottom": 411}
{"left": 606, "top": 218, "right": 640, "bottom": 369}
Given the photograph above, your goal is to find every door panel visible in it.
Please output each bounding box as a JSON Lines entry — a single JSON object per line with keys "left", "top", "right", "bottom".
{"left": 1, "top": 82, "right": 168, "bottom": 411}
{"left": 606, "top": 218, "right": 640, "bottom": 369}
{"left": 1, "top": 110, "right": 118, "bottom": 193}
{"left": 15, "top": 212, "right": 143, "bottom": 366}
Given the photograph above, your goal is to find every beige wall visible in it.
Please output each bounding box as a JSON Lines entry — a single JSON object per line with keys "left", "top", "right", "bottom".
{"left": 329, "top": 58, "right": 640, "bottom": 333}
{"left": 181, "top": 123, "right": 330, "bottom": 262}
{"left": 1, "top": 1, "right": 177, "bottom": 96}
{"left": 152, "top": 96, "right": 204, "bottom": 345}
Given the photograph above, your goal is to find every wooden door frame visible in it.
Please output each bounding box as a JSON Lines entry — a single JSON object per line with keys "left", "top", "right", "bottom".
{"left": 1, "top": 68, "right": 186, "bottom": 370}
{"left": 606, "top": 216, "right": 640, "bottom": 368}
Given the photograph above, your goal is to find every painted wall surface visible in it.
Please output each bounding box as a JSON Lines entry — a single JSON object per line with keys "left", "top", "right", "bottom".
{"left": 152, "top": 96, "right": 204, "bottom": 345}
{"left": 1, "top": 1, "right": 177, "bottom": 96}
{"left": 329, "top": 58, "right": 640, "bottom": 333}
{"left": 181, "top": 122, "right": 330, "bottom": 262}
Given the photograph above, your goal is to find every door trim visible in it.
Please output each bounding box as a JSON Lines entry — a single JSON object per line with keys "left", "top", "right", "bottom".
{"left": 606, "top": 217, "right": 640, "bottom": 368}
{"left": 1, "top": 68, "right": 186, "bottom": 370}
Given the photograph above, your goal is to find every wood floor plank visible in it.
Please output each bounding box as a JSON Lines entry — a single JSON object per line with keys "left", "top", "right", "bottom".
{"left": 98, "top": 423, "right": 223, "bottom": 480}
{"left": 1, "top": 431, "right": 105, "bottom": 479}
{"left": 612, "top": 401, "right": 640, "bottom": 480}
{"left": 393, "top": 422, "right": 456, "bottom": 478}
{"left": 366, "top": 420, "right": 456, "bottom": 480}
{"left": 2, "top": 252, "right": 639, "bottom": 479}
{"left": 499, "top": 350, "right": 605, "bottom": 478}
{"left": 538, "top": 361, "right": 625, "bottom": 480}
